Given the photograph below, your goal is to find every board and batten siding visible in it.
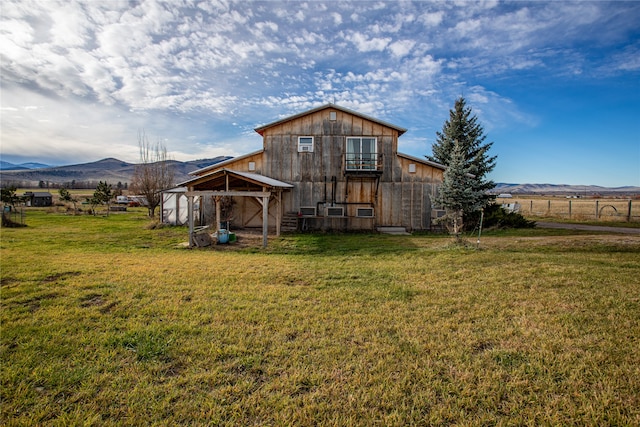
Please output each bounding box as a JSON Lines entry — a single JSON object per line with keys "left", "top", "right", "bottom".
{"left": 259, "top": 107, "right": 443, "bottom": 231}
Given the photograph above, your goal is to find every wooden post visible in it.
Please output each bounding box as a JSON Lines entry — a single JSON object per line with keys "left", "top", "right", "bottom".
{"left": 276, "top": 191, "right": 282, "bottom": 236}
{"left": 595, "top": 200, "right": 599, "bottom": 221}
{"left": 262, "top": 195, "right": 269, "bottom": 248}
{"left": 215, "top": 196, "right": 222, "bottom": 231}
{"left": 628, "top": 200, "right": 632, "bottom": 222}
{"left": 569, "top": 200, "right": 572, "bottom": 219}
{"left": 187, "top": 195, "right": 194, "bottom": 248}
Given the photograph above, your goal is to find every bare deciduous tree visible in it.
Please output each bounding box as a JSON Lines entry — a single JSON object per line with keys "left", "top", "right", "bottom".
{"left": 130, "top": 130, "right": 175, "bottom": 218}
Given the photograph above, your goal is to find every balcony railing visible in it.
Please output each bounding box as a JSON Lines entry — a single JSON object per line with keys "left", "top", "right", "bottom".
{"left": 345, "top": 153, "right": 383, "bottom": 172}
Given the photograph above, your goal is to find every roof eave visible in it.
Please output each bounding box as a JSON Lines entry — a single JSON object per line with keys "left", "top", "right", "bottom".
{"left": 397, "top": 152, "right": 447, "bottom": 170}
{"left": 189, "top": 150, "right": 264, "bottom": 176}
{"left": 255, "top": 103, "right": 407, "bottom": 136}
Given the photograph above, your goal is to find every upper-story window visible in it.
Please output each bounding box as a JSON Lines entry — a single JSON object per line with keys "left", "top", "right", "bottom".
{"left": 346, "top": 137, "right": 377, "bottom": 170}
{"left": 298, "top": 136, "right": 314, "bottom": 153}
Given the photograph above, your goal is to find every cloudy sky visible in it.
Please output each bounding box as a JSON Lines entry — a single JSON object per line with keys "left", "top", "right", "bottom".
{"left": 1, "top": 0, "right": 639, "bottom": 186}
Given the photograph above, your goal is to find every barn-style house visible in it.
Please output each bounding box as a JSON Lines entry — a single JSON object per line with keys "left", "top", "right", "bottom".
{"left": 164, "top": 104, "right": 445, "bottom": 246}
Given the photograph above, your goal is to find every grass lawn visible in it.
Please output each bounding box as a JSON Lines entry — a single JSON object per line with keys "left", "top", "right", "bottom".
{"left": 2, "top": 208, "right": 639, "bottom": 426}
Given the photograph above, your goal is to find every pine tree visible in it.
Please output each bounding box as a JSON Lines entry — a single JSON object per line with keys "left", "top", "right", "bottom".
{"left": 428, "top": 97, "right": 497, "bottom": 210}
{"left": 435, "top": 140, "right": 484, "bottom": 238}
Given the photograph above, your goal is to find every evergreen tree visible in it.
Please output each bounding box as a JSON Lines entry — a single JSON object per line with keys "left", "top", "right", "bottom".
{"left": 59, "top": 187, "right": 79, "bottom": 213}
{"left": 435, "top": 140, "right": 484, "bottom": 238}
{"left": 428, "top": 97, "right": 497, "bottom": 210}
{"left": 89, "top": 181, "right": 112, "bottom": 216}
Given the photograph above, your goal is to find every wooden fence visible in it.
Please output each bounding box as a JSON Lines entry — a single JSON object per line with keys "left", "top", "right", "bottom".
{"left": 497, "top": 198, "right": 639, "bottom": 222}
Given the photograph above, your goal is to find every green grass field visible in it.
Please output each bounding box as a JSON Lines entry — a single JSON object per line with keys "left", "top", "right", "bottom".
{"left": 2, "top": 208, "right": 639, "bottom": 426}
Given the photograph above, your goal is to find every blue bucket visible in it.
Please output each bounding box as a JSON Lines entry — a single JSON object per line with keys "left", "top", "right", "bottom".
{"left": 217, "top": 229, "right": 229, "bottom": 244}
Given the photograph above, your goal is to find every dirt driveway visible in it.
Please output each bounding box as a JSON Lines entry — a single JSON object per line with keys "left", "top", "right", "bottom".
{"left": 536, "top": 221, "right": 640, "bottom": 234}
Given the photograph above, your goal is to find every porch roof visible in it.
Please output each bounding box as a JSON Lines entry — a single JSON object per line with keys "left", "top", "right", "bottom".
{"left": 178, "top": 168, "right": 293, "bottom": 192}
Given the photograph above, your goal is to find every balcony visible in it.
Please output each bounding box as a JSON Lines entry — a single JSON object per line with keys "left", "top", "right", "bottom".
{"left": 345, "top": 152, "right": 383, "bottom": 175}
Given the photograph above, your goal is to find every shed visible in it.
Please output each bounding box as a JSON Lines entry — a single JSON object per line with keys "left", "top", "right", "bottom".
{"left": 24, "top": 191, "right": 53, "bottom": 207}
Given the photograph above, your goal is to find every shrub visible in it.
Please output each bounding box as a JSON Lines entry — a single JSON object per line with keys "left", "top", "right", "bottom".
{"left": 466, "top": 203, "right": 536, "bottom": 230}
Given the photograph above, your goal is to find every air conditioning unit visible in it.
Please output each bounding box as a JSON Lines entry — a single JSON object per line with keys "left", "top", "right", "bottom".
{"left": 432, "top": 209, "right": 446, "bottom": 219}
{"left": 299, "top": 207, "right": 316, "bottom": 217}
{"left": 300, "top": 145, "right": 310, "bottom": 152}
{"left": 326, "top": 207, "right": 344, "bottom": 217}
{"left": 356, "top": 208, "right": 374, "bottom": 218}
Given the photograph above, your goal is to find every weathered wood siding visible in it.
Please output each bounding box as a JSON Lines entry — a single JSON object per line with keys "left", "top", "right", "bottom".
{"left": 195, "top": 107, "right": 444, "bottom": 231}
{"left": 260, "top": 107, "right": 443, "bottom": 231}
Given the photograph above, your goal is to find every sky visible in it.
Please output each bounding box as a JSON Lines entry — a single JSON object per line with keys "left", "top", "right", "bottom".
{"left": 1, "top": 0, "right": 639, "bottom": 187}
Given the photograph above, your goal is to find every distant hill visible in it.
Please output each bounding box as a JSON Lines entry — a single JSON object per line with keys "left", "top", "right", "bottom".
{"left": 2, "top": 157, "right": 638, "bottom": 195}
{"left": 0, "top": 156, "right": 232, "bottom": 188}
{"left": 0, "top": 161, "right": 52, "bottom": 171}
{"left": 492, "top": 183, "right": 640, "bottom": 196}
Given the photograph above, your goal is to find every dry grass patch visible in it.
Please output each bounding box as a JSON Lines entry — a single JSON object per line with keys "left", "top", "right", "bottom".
{"left": 1, "top": 209, "right": 639, "bottom": 425}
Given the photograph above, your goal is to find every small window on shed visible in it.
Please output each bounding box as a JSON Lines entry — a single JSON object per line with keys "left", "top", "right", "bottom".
{"left": 298, "top": 136, "right": 314, "bottom": 153}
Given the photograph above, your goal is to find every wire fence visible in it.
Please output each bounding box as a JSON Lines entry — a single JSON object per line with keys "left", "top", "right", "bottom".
{"left": 497, "top": 198, "right": 640, "bottom": 222}
{"left": 2, "top": 206, "right": 26, "bottom": 226}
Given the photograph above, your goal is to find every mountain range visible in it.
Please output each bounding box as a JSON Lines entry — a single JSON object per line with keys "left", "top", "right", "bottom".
{"left": 0, "top": 157, "right": 232, "bottom": 188}
{"left": 0, "top": 158, "right": 638, "bottom": 195}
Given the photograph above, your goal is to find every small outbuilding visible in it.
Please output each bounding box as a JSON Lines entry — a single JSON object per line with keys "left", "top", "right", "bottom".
{"left": 24, "top": 191, "right": 52, "bottom": 207}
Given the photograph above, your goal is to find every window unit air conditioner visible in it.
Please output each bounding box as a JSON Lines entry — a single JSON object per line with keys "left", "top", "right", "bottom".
{"left": 432, "top": 209, "right": 446, "bottom": 219}
{"left": 326, "top": 207, "right": 344, "bottom": 217}
{"left": 356, "top": 208, "right": 374, "bottom": 218}
{"left": 299, "top": 207, "right": 316, "bottom": 217}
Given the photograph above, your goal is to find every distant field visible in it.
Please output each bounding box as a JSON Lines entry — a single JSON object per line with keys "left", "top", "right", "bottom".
{"left": 1, "top": 209, "right": 639, "bottom": 425}
{"left": 496, "top": 196, "right": 640, "bottom": 222}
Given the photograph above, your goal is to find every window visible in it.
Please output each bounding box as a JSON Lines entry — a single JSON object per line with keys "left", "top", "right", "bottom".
{"left": 346, "top": 137, "right": 377, "bottom": 170}
{"left": 298, "top": 136, "right": 314, "bottom": 152}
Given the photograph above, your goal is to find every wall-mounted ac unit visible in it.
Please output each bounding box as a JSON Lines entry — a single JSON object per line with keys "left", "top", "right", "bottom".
{"left": 356, "top": 207, "right": 374, "bottom": 218}
{"left": 299, "top": 207, "right": 316, "bottom": 217}
{"left": 432, "top": 209, "right": 446, "bottom": 219}
{"left": 326, "top": 207, "right": 344, "bottom": 217}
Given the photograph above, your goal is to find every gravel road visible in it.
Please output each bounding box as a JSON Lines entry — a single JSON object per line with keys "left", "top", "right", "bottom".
{"left": 536, "top": 221, "right": 640, "bottom": 234}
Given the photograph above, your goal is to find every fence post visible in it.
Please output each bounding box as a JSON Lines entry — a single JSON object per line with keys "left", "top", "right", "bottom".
{"left": 628, "top": 200, "right": 632, "bottom": 222}
{"left": 595, "top": 200, "right": 599, "bottom": 221}
{"left": 569, "top": 200, "right": 572, "bottom": 219}
{"left": 530, "top": 200, "right": 533, "bottom": 213}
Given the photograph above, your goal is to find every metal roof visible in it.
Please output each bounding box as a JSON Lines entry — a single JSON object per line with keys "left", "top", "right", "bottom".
{"left": 178, "top": 168, "right": 293, "bottom": 189}
{"left": 189, "top": 150, "right": 264, "bottom": 176}
{"left": 254, "top": 103, "right": 407, "bottom": 136}
{"left": 397, "top": 152, "right": 446, "bottom": 170}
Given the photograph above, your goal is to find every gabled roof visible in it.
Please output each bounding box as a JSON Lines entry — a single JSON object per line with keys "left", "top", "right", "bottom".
{"left": 189, "top": 150, "right": 263, "bottom": 176}
{"left": 254, "top": 103, "right": 407, "bottom": 136}
{"left": 178, "top": 168, "right": 293, "bottom": 190}
{"left": 397, "top": 152, "right": 446, "bottom": 170}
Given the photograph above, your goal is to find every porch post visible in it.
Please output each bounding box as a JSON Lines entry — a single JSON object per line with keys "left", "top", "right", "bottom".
{"left": 276, "top": 191, "right": 282, "bottom": 236}
{"left": 262, "top": 194, "right": 269, "bottom": 248}
{"left": 215, "top": 196, "right": 222, "bottom": 231}
{"left": 187, "top": 195, "right": 194, "bottom": 248}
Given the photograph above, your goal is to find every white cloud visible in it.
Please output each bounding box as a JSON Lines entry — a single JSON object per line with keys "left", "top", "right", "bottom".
{"left": 344, "top": 31, "right": 391, "bottom": 52}
{"left": 419, "top": 11, "right": 444, "bottom": 27}
{"left": 388, "top": 39, "right": 416, "bottom": 58}
{"left": 0, "top": 0, "right": 637, "bottom": 186}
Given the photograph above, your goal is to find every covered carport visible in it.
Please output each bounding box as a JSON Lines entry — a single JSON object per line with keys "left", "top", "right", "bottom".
{"left": 179, "top": 169, "right": 294, "bottom": 248}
